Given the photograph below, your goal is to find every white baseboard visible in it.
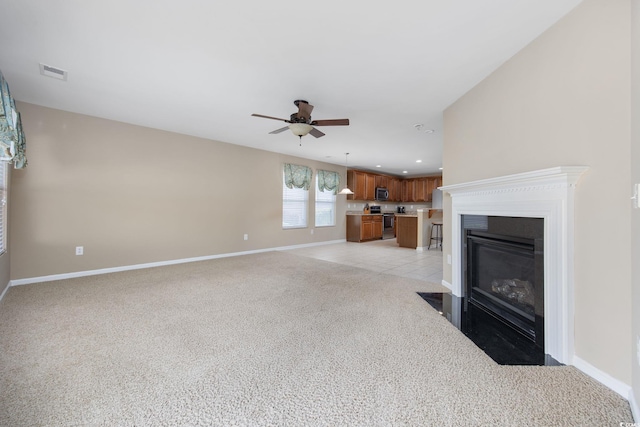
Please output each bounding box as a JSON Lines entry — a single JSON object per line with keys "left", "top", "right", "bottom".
{"left": 629, "top": 388, "right": 640, "bottom": 422}
{"left": 0, "top": 280, "right": 10, "bottom": 303}
{"left": 572, "top": 355, "right": 631, "bottom": 399}
{"left": 441, "top": 279, "right": 453, "bottom": 292}
{"left": 10, "top": 239, "right": 347, "bottom": 287}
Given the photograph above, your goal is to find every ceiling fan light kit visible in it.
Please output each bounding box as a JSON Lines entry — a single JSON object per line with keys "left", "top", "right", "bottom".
{"left": 252, "top": 100, "right": 349, "bottom": 143}
{"left": 288, "top": 123, "right": 313, "bottom": 137}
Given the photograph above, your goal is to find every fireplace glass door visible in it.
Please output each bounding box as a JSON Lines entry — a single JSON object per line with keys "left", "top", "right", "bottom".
{"left": 466, "top": 230, "right": 543, "bottom": 345}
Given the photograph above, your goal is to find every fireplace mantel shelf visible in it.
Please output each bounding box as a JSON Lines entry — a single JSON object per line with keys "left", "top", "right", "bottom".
{"left": 439, "top": 166, "right": 589, "bottom": 196}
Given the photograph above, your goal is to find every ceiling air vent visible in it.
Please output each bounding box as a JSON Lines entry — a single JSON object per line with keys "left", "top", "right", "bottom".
{"left": 39, "top": 63, "right": 67, "bottom": 81}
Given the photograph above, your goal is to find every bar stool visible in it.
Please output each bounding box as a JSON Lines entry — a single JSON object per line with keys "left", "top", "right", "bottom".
{"left": 429, "top": 222, "right": 443, "bottom": 250}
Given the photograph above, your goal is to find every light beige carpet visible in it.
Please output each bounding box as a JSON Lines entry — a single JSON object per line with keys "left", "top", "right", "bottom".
{"left": 0, "top": 251, "right": 632, "bottom": 426}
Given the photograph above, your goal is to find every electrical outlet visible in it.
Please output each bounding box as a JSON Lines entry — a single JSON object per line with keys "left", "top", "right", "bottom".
{"left": 243, "top": 234, "right": 248, "bottom": 241}
{"left": 632, "top": 183, "right": 640, "bottom": 209}
{"left": 75, "top": 246, "right": 83, "bottom": 256}
{"left": 310, "top": 229, "right": 314, "bottom": 235}
{"left": 447, "top": 254, "right": 452, "bottom": 265}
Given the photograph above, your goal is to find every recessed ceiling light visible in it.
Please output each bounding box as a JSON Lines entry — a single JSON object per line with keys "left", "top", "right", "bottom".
{"left": 403, "top": 171, "right": 408, "bottom": 174}
{"left": 376, "top": 165, "right": 382, "bottom": 168}
{"left": 439, "top": 167, "right": 443, "bottom": 170}
{"left": 416, "top": 160, "right": 422, "bottom": 163}
{"left": 414, "top": 124, "right": 435, "bottom": 134}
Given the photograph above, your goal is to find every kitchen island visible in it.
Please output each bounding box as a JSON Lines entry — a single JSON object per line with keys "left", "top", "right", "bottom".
{"left": 395, "top": 214, "right": 418, "bottom": 248}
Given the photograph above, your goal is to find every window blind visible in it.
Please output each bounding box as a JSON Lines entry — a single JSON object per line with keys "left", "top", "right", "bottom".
{"left": 282, "top": 169, "right": 309, "bottom": 229}
{"left": 0, "top": 161, "right": 7, "bottom": 254}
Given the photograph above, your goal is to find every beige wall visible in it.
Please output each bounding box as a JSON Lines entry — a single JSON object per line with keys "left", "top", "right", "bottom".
{"left": 10, "top": 102, "right": 347, "bottom": 280}
{"left": 631, "top": 0, "right": 640, "bottom": 413}
{"left": 443, "top": 0, "right": 632, "bottom": 384}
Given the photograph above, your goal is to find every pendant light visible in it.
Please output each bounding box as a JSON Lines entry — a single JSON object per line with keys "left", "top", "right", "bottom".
{"left": 338, "top": 153, "right": 354, "bottom": 195}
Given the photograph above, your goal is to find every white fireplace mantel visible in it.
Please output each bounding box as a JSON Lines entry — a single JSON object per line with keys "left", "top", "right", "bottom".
{"left": 440, "top": 166, "right": 588, "bottom": 365}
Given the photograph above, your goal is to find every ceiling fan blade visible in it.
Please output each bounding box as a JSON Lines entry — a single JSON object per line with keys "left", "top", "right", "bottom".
{"left": 297, "top": 102, "right": 314, "bottom": 121}
{"left": 269, "top": 126, "right": 290, "bottom": 134}
{"left": 311, "top": 119, "right": 350, "bottom": 126}
{"left": 252, "top": 113, "right": 291, "bottom": 122}
{"left": 309, "top": 127, "right": 325, "bottom": 138}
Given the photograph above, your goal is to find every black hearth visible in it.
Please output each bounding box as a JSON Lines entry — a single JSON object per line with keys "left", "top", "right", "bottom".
{"left": 463, "top": 216, "right": 544, "bottom": 350}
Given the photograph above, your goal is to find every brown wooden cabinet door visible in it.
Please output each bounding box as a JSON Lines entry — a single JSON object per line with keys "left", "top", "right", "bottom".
{"left": 347, "top": 171, "right": 367, "bottom": 201}
{"left": 375, "top": 175, "right": 388, "bottom": 190}
{"left": 402, "top": 179, "right": 414, "bottom": 202}
{"left": 425, "top": 178, "right": 435, "bottom": 202}
{"left": 425, "top": 176, "right": 443, "bottom": 202}
{"left": 388, "top": 178, "right": 400, "bottom": 201}
{"left": 361, "top": 221, "right": 374, "bottom": 240}
{"left": 365, "top": 173, "right": 376, "bottom": 201}
{"left": 373, "top": 216, "right": 383, "bottom": 238}
{"left": 414, "top": 178, "right": 427, "bottom": 202}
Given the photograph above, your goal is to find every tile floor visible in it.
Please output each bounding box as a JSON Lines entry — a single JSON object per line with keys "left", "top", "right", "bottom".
{"left": 284, "top": 238, "right": 444, "bottom": 284}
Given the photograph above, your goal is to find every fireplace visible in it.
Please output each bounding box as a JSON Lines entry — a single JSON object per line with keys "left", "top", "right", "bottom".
{"left": 440, "top": 166, "right": 588, "bottom": 364}
{"left": 465, "top": 223, "right": 544, "bottom": 349}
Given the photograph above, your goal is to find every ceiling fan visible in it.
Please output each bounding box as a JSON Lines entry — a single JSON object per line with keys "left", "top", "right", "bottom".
{"left": 252, "top": 100, "right": 349, "bottom": 142}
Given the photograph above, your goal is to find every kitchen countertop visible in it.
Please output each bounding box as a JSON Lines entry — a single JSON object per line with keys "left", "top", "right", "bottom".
{"left": 346, "top": 211, "right": 419, "bottom": 216}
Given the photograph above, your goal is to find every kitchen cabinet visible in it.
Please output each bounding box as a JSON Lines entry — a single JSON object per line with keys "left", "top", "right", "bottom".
{"left": 414, "top": 178, "right": 427, "bottom": 202}
{"left": 347, "top": 170, "right": 376, "bottom": 201}
{"left": 401, "top": 179, "right": 414, "bottom": 202}
{"left": 396, "top": 215, "right": 418, "bottom": 248}
{"left": 425, "top": 176, "right": 441, "bottom": 202}
{"left": 347, "top": 169, "right": 442, "bottom": 203}
{"left": 365, "top": 174, "right": 376, "bottom": 201}
{"left": 346, "top": 214, "right": 383, "bottom": 242}
{"left": 388, "top": 178, "right": 401, "bottom": 202}
{"left": 375, "top": 175, "right": 389, "bottom": 190}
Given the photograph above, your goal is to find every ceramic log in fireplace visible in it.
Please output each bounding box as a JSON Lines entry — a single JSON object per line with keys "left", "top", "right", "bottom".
{"left": 464, "top": 217, "right": 544, "bottom": 349}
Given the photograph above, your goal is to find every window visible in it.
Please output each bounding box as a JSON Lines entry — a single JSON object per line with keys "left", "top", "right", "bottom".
{"left": 0, "top": 161, "right": 7, "bottom": 255}
{"left": 282, "top": 164, "right": 311, "bottom": 229}
{"left": 315, "top": 175, "right": 336, "bottom": 227}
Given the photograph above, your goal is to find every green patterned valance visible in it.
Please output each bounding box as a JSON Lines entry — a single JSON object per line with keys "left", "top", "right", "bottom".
{"left": 317, "top": 170, "right": 340, "bottom": 195}
{"left": 0, "top": 70, "right": 27, "bottom": 169}
{"left": 284, "top": 163, "right": 312, "bottom": 190}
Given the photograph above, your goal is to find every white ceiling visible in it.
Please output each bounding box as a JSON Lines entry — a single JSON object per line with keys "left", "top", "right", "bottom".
{"left": 0, "top": 0, "right": 582, "bottom": 177}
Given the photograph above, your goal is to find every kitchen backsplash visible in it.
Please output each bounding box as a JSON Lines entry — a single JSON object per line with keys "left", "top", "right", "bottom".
{"left": 346, "top": 202, "right": 432, "bottom": 212}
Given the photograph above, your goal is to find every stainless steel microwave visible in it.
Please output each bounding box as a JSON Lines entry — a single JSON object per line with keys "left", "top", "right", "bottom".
{"left": 375, "top": 187, "right": 389, "bottom": 201}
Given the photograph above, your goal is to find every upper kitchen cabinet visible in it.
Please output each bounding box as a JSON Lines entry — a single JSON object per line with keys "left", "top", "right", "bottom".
{"left": 388, "top": 178, "right": 401, "bottom": 202}
{"left": 414, "top": 178, "right": 427, "bottom": 202}
{"left": 347, "top": 170, "right": 375, "bottom": 201}
{"left": 374, "top": 174, "right": 389, "bottom": 190}
{"left": 347, "top": 169, "right": 441, "bottom": 203}
{"left": 401, "top": 179, "right": 414, "bottom": 202}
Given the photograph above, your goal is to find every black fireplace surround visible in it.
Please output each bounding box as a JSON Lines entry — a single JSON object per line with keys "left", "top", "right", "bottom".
{"left": 464, "top": 216, "right": 544, "bottom": 350}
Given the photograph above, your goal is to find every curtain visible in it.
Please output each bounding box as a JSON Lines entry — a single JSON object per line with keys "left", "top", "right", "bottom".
{"left": 0, "top": 70, "right": 27, "bottom": 169}
{"left": 317, "top": 170, "right": 340, "bottom": 195}
{"left": 284, "top": 163, "right": 312, "bottom": 190}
